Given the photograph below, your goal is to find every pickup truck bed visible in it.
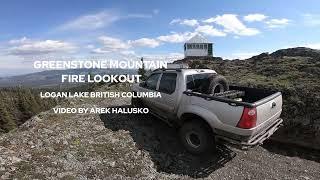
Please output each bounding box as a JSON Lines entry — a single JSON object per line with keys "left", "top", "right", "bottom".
{"left": 182, "top": 85, "right": 283, "bottom": 146}
{"left": 184, "top": 85, "right": 281, "bottom": 108}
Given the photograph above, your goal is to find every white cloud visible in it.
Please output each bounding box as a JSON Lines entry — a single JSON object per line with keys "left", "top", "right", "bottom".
{"left": 266, "top": 18, "right": 290, "bottom": 28}
{"left": 91, "top": 49, "right": 136, "bottom": 57}
{"left": 203, "top": 14, "right": 260, "bottom": 36}
{"left": 170, "top": 18, "right": 181, "bottom": 25}
{"left": 7, "top": 38, "right": 77, "bottom": 56}
{"left": 202, "top": 17, "right": 216, "bottom": 24}
{"left": 195, "top": 25, "right": 226, "bottom": 37}
{"left": 97, "top": 36, "right": 130, "bottom": 52}
{"left": 129, "top": 38, "right": 160, "bottom": 48}
{"left": 86, "top": 44, "right": 95, "bottom": 49}
{"left": 244, "top": 14, "right": 268, "bottom": 22}
{"left": 91, "top": 34, "right": 184, "bottom": 61}
{"left": 9, "top": 37, "right": 31, "bottom": 44}
{"left": 94, "top": 31, "right": 194, "bottom": 54}
{"left": 141, "top": 52, "right": 184, "bottom": 62}
{"left": 170, "top": 18, "right": 199, "bottom": 27}
{"left": 157, "top": 32, "right": 196, "bottom": 43}
{"left": 237, "top": 28, "right": 260, "bottom": 36}
{"left": 120, "top": 50, "right": 136, "bottom": 56}
{"left": 302, "top": 14, "right": 320, "bottom": 27}
{"left": 92, "top": 36, "right": 160, "bottom": 54}
{"left": 58, "top": 11, "right": 119, "bottom": 31}
{"left": 89, "top": 50, "right": 182, "bottom": 63}
{"left": 180, "top": 19, "right": 199, "bottom": 27}
{"left": 90, "top": 48, "right": 111, "bottom": 54}
{"left": 57, "top": 10, "right": 155, "bottom": 31}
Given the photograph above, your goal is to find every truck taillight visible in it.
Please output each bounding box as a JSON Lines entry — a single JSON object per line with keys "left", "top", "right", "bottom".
{"left": 237, "top": 107, "right": 257, "bottom": 129}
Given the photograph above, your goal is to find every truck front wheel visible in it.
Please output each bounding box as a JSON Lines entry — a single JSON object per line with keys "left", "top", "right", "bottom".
{"left": 179, "top": 120, "right": 216, "bottom": 154}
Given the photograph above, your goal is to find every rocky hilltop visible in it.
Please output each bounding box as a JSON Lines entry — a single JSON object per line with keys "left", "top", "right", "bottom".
{"left": 0, "top": 84, "right": 319, "bottom": 179}
{"left": 175, "top": 47, "right": 320, "bottom": 149}
{"left": 0, "top": 47, "right": 320, "bottom": 179}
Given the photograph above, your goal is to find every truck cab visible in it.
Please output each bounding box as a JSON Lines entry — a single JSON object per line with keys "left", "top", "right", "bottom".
{"left": 132, "top": 68, "right": 283, "bottom": 154}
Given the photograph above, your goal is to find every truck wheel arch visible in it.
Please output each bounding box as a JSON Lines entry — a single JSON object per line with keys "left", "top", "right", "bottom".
{"left": 179, "top": 113, "right": 217, "bottom": 134}
{"left": 178, "top": 105, "right": 222, "bottom": 131}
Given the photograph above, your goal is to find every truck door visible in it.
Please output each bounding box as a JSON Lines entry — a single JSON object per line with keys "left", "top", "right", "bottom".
{"left": 139, "top": 73, "right": 161, "bottom": 110}
{"left": 156, "top": 72, "right": 178, "bottom": 119}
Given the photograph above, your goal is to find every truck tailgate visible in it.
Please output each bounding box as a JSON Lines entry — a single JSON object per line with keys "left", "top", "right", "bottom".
{"left": 255, "top": 92, "right": 282, "bottom": 127}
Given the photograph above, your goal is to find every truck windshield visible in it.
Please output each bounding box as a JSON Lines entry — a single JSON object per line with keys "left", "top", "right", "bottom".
{"left": 186, "top": 73, "right": 215, "bottom": 91}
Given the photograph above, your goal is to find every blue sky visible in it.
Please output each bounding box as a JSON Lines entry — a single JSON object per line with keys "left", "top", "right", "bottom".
{"left": 1, "top": 0, "right": 320, "bottom": 76}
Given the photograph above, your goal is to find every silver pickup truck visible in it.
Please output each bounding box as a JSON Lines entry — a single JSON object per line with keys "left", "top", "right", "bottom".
{"left": 131, "top": 68, "right": 283, "bottom": 154}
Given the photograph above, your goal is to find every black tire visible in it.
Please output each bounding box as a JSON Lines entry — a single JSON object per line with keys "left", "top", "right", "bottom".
{"left": 179, "top": 120, "right": 216, "bottom": 154}
{"left": 208, "top": 75, "right": 229, "bottom": 94}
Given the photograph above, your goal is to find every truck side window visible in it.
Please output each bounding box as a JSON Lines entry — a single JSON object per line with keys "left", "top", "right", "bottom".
{"left": 186, "top": 73, "right": 215, "bottom": 92}
{"left": 159, "top": 73, "right": 177, "bottom": 94}
{"left": 186, "top": 75, "right": 195, "bottom": 90}
{"left": 145, "top": 73, "right": 161, "bottom": 90}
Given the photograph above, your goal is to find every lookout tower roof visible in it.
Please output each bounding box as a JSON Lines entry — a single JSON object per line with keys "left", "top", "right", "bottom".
{"left": 185, "top": 34, "right": 210, "bottom": 44}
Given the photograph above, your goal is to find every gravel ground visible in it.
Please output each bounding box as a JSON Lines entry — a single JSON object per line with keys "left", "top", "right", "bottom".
{"left": 0, "top": 95, "right": 319, "bottom": 179}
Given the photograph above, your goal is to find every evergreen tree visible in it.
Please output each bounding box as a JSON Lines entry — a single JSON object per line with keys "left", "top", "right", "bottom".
{"left": 0, "top": 87, "right": 57, "bottom": 133}
{"left": 0, "top": 101, "right": 16, "bottom": 132}
{"left": 138, "top": 57, "right": 147, "bottom": 81}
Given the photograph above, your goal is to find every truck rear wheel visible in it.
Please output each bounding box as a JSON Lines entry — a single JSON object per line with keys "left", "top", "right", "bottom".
{"left": 179, "top": 120, "right": 215, "bottom": 154}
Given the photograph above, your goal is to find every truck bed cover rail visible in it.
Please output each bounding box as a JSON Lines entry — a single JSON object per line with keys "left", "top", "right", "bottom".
{"left": 183, "top": 90, "right": 254, "bottom": 108}
{"left": 183, "top": 90, "right": 282, "bottom": 108}
{"left": 213, "top": 90, "right": 245, "bottom": 99}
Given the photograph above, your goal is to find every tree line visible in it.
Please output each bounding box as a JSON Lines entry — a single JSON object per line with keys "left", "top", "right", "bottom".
{"left": 0, "top": 87, "right": 58, "bottom": 133}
